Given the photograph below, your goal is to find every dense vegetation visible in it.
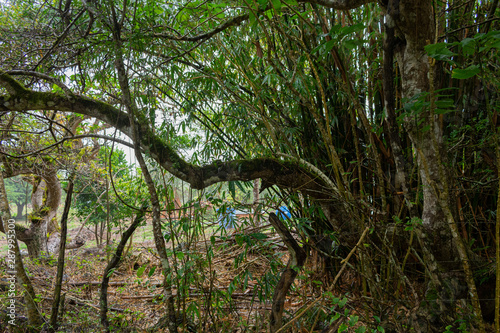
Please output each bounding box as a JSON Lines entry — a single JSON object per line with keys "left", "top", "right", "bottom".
{"left": 0, "top": 0, "right": 499, "bottom": 332}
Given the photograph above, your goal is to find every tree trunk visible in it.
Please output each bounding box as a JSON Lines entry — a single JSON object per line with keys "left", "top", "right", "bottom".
{"left": 268, "top": 213, "right": 306, "bottom": 332}
{"left": 100, "top": 209, "right": 146, "bottom": 327}
{"left": 28, "top": 171, "right": 62, "bottom": 257}
{"left": 108, "top": 7, "right": 178, "bottom": 330}
{"left": 16, "top": 202, "right": 25, "bottom": 219}
{"left": 25, "top": 221, "right": 48, "bottom": 258}
{"left": 390, "top": 1, "right": 484, "bottom": 331}
{"left": 0, "top": 164, "right": 44, "bottom": 328}
{"left": 50, "top": 177, "right": 74, "bottom": 328}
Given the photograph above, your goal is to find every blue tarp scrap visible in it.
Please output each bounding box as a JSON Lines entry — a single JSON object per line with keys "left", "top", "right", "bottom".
{"left": 276, "top": 206, "right": 291, "bottom": 220}
{"left": 217, "top": 207, "right": 236, "bottom": 229}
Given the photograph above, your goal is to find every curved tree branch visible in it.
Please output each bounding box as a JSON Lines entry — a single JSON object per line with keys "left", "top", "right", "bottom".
{"left": 154, "top": 14, "right": 249, "bottom": 41}
{"left": 7, "top": 70, "right": 74, "bottom": 95}
{"left": 296, "top": 0, "right": 376, "bottom": 9}
{"left": 0, "top": 134, "right": 134, "bottom": 159}
{"left": 0, "top": 72, "right": 335, "bottom": 199}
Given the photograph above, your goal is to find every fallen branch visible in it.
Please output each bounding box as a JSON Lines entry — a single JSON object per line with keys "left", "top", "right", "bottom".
{"left": 42, "top": 296, "right": 124, "bottom": 313}
{"left": 68, "top": 280, "right": 163, "bottom": 287}
{"left": 275, "top": 226, "right": 370, "bottom": 333}
{"left": 120, "top": 292, "right": 256, "bottom": 300}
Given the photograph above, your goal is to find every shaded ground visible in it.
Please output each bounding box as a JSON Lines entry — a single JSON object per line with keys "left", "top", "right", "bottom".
{"left": 0, "top": 218, "right": 304, "bottom": 332}
{"left": 0, "top": 217, "right": 446, "bottom": 332}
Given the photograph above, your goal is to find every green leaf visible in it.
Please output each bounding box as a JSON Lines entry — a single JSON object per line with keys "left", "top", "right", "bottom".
{"left": 148, "top": 266, "right": 157, "bottom": 277}
{"left": 340, "top": 22, "right": 364, "bottom": 36}
{"left": 349, "top": 315, "right": 359, "bottom": 326}
{"left": 250, "top": 232, "right": 267, "bottom": 240}
{"left": 425, "top": 43, "right": 457, "bottom": 63}
{"left": 339, "top": 323, "right": 349, "bottom": 332}
{"left": 271, "top": 0, "right": 282, "bottom": 11}
{"left": 235, "top": 234, "right": 246, "bottom": 246}
{"left": 258, "top": 0, "right": 269, "bottom": 10}
{"left": 52, "top": 84, "right": 62, "bottom": 92}
{"left": 313, "top": 39, "right": 336, "bottom": 56}
{"left": 355, "top": 327, "right": 367, "bottom": 333}
{"left": 234, "top": 180, "right": 246, "bottom": 193}
{"left": 228, "top": 181, "right": 236, "bottom": 199}
{"left": 344, "top": 39, "right": 360, "bottom": 50}
{"left": 452, "top": 65, "right": 480, "bottom": 79}
{"left": 460, "top": 37, "right": 476, "bottom": 56}
{"left": 249, "top": 12, "right": 256, "bottom": 27}
{"left": 329, "top": 312, "right": 341, "bottom": 324}
{"left": 149, "top": 108, "right": 156, "bottom": 127}
{"left": 106, "top": 268, "right": 116, "bottom": 278}
{"left": 137, "top": 264, "right": 147, "bottom": 277}
{"left": 176, "top": 251, "right": 185, "bottom": 260}
{"left": 338, "top": 297, "right": 347, "bottom": 308}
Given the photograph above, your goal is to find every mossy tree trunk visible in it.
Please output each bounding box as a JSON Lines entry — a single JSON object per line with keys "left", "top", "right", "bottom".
{"left": 0, "top": 164, "right": 44, "bottom": 328}
{"left": 28, "top": 171, "right": 62, "bottom": 257}
{"left": 387, "top": 1, "right": 484, "bottom": 330}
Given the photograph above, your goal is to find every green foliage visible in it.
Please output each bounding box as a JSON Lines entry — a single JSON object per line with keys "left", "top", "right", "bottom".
{"left": 452, "top": 65, "right": 480, "bottom": 79}
{"left": 73, "top": 146, "right": 149, "bottom": 228}
{"left": 426, "top": 30, "right": 500, "bottom": 80}
{"left": 4, "top": 176, "right": 31, "bottom": 217}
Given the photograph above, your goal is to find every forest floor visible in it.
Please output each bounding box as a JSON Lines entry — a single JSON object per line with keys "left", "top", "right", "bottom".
{"left": 0, "top": 218, "right": 356, "bottom": 332}
{"left": 2, "top": 218, "right": 497, "bottom": 332}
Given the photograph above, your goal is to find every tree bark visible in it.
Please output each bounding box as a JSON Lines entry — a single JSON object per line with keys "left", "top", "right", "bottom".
{"left": 50, "top": 176, "right": 74, "bottom": 328}
{"left": 28, "top": 171, "right": 62, "bottom": 257}
{"left": 253, "top": 179, "right": 260, "bottom": 226}
{"left": 15, "top": 202, "right": 25, "bottom": 219}
{"left": 268, "top": 213, "right": 307, "bottom": 332}
{"left": 0, "top": 164, "right": 44, "bottom": 328}
{"left": 100, "top": 209, "right": 146, "bottom": 328}
{"left": 388, "top": 1, "right": 484, "bottom": 331}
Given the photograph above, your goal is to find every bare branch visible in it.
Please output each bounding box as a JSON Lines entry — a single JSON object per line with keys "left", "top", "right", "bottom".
{"left": 33, "top": 9, "right": 86, "bottom": 71}
{"left": 297, "top": 0, "right": 375, "bottom": 10}
{"left": 7, "top": 70, "right": 73, "bottom": 95}
{"left": 0, "top": 134, "right": 133, "bottom": 159}
{"left": 154, "top": 14, "right": 249, "bottom": 41}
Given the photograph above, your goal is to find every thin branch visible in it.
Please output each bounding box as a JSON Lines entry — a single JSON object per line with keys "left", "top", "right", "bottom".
{"left": 33, "top": 9, "right": 86, "bottom": 71}
{"left": 0, "top": 71, "right": 29, "bottom": 95}
{"left": 296, "top": 0, "right": 376, "bottom": 9}
{"left": 154, "top": 14, "right": 249, "bottom": 41}
{"left": 7, "top": 70, "right": 73, "bottom": 95}
{"left": 441, "top": 17, "right": 499, "bottom": 38}
{"left": 0, "top": 134, "right": 134, "bottom": 159}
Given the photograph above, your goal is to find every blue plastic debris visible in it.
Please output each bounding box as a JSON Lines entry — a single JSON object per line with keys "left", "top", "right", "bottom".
{"left": 217, "top": 207, "right": 236, "bottom": 229}
{"left": 276, "top": 206, "right": 291, "bottom": 220}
